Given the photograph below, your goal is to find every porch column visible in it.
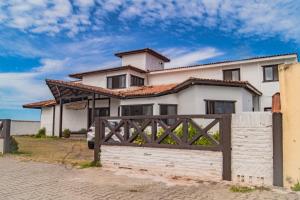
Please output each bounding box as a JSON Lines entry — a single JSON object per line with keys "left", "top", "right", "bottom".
{"left": 92, "top": 93, "right": 96, "bottom": 124}
{"left": 59, "top": 99, "right": 63, "bottom": 137}
{"left": 52, "top": 105, "right": 56, "bottom": 137}
{"left": 87, "top": 99, "right": 90, "bottom": 130}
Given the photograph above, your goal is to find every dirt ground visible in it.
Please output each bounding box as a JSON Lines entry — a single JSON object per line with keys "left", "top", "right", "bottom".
{"left": 13, "top": 136, "right": 93, "bottom": 166}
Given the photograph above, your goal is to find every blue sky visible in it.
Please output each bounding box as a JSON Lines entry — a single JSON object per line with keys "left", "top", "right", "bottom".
{"left": 0, "top": 0, "right": 299, "bottom": 121}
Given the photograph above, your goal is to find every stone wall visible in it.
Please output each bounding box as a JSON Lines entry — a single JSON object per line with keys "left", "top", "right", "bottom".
{"left": 101, "top": 112, "right": 274, "bottom": 185}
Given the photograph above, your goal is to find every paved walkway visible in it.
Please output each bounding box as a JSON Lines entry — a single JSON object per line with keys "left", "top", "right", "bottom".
{"left": 0, "top": 157, "right": 299, "bottom": 200}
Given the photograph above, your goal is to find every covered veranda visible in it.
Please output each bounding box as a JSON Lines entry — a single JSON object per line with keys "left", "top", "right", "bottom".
{"left": 46, "top": 79, "right": 120, "bottom": 137}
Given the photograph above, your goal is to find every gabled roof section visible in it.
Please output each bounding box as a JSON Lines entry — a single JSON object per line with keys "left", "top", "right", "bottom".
{"left": 46, "top": 79, "right": 121, "bottom": 100}
{"left": 150, "top": 53, "right": 298, "bottom": 74}
{"left": 115, "top": 48, "right": 170, "bottom": 62}
{"left": 24, "top": 77, "right": 262, "bottom": 108}
{"left": 23, "top": 99, "right": 56, "bottom": 109}
{"left": 69, "top": 65, "right": 147, "bottom": 79}
{"left": 171, "top": 77, "right": 262, "bottom": 96}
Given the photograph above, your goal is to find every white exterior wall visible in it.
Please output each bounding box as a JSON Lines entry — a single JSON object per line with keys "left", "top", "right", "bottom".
{"left": 62, "top": 103, "right": 88, "bottom": 132}
{"left": 10, "top": 120, "right": 40, "bottom": 136}
{"left": 121, "top": 53, "right": 146, "bottom": 70}
{"left": 148, "top": 57, "right": 296, "bottom": 111}
{"left": 120, "top": 85, "right": 253, "bottom": 115}
{"left": 101, "top": 146, "right": 223, "bottom": 181}
{"left": 145, "top": 53, "right": 164, "bottom": 71}
{"left": 40, "top": 86, "right": 254, "bottom": 136}
{"left": 121, "top": 52, "right": 165, "bottom": 71}
{"left": 82, "top": 69, "right": 147, "bottom": 88}
{"left": 41, "top": 106, "right": 55, "bottom": 136}
{"left": 231, "top": 112, "right": 273, "bottom": 186}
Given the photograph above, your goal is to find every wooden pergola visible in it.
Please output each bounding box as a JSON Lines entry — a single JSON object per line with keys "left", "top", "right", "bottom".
{"left": 46, "top": 79, "right": 120, "bottom": 137}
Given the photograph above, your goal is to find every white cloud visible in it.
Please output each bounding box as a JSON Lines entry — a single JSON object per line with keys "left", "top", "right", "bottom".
{"left": 0, "top": 0, "right": 299, "bottom": 43}
{"left": 33, "top": 58, "right": 69, "bottom": 74}
{"left": 0, "top": 72, "right": 50, "bottom": 109}
{"left": 164, "top": 47, "right": 224, "bottom": 68}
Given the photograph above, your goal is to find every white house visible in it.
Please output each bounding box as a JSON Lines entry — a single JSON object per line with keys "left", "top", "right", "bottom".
{"left": 23, "top": 48, "right": 298, "bottom": 136}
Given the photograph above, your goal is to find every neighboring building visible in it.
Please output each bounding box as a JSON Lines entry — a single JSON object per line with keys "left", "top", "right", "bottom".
{"left": 23, "top": 48, "right": 298, "bottom": 136}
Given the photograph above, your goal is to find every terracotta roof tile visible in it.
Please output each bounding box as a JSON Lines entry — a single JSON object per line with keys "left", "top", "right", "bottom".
{"left": 24, "top": 77, "right": 262, "bottom": 108}
{"left": 69, "top": 65, "right": 146, "bottom": 79}
{"left": 23, "top": 99, "right": 57, "bottom": 109}
{"left": 118, "top": 84, "right": 178, "bottom": 97}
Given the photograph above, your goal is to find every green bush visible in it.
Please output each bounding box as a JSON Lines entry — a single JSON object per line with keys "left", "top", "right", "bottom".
{"left": 291, "top": 181, "right": 300, "bottom": 191}
{"left": 132, "top": 123, "right": 219, "bottom": 146}
{"left": 9, "top": 136, "right": 19, "bottom": 153}
{"left": 78, "top": 128, "right": 87, "bottom": 134}
{"left": 35, "top": 127, "right": 46, "bottom": 138}
{"left": 63, "top": 129, "right": 71, "bottom": 138}
{"left": 230, "top": 185, "right": 255, "bottom": 193}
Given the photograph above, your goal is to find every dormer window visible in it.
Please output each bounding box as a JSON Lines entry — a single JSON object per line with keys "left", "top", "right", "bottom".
{"left": 107, "top": 74, "right": 126, "bottom": 89}
{"left": 130, "top": 75, "right": 144, "bottom": 86}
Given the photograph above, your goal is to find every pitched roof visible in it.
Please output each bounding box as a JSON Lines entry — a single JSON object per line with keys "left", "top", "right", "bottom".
{"left": 69, "top": 65, "right": 147, "bottom": 79}
{"left": 150, "top": 53, "right": 298, "bottom": 73}
{"left": 115, "top": 48, "right": 170, "bottom": 62}
{"left": 24, "top": 77, "right": 262, "bottom": 108}
{"left": 46, "top": 79, "right": 121, "bottom": 99}
{"left": 23, "top": 99, "right": 57, "bottom": 109}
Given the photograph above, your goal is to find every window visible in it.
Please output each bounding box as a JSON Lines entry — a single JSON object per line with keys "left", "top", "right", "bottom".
{"left": 223, "top": 68, "right": 240, "bottom": 81}
{"left": 263, "top": 65, "right": 279, "bottom": 82}
{"left": 264, "top": 107, "right": 272, "bottom": 112}
{"left": 88, "top": 108, "right": 109, "bottom": 126}
{"left": 159, "top": 104, "right": 178, "bottom": 125}
{"left": 107, "top": 74, "right": 126, "bottom": 89}
{"left": 130, "top": 75, "right": 144, "bottom": 86}
{"left": 121, "top": 104, "right": 153, "bottom": 116}
{"left": 206, "top": 100, "right": 235, "bottom": 114}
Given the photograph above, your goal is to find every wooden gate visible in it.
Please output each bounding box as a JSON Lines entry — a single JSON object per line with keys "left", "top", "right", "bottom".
{"left": 94, "top": 114, "right": 231, "bottom": 181}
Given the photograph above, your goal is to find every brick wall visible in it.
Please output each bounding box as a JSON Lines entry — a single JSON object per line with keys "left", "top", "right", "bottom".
{"left": 101, "top": 146, "right": 222, "bottom": 181}
{"left": 231, "top": 112, "right": 273, "bottom": 185}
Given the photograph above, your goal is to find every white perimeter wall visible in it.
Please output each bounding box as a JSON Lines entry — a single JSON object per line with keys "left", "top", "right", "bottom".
{"left": 101, "top": 112, "right": 274, "bottom": 186}
{"left": 10, "top": 120, "right": 40, "bottom": 135}
{"left": 102, "top": 146, "right": 223, "bottom": 181}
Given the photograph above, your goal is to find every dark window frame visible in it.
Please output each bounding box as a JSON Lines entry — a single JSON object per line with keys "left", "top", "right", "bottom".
{"left": 262, "top": 65, "right": 279, "bottom": 82}
{"left": 106, "top": 74, "right": 127, "bottom": 89}
{"left": 223, "top": 68, "right": 241, "bottom": 81}
{"left": 121, "top": 104, "right": 154, "bottom": 116}
{"left": 205, "top": 100, "right": 236, "bottom": 114}
{"left": 88, "top": 107, "right": 110, "bottom": 127}
{"left": 130, "top": 75, "right": 144, "bottom": 86}
{"left": 159, "top": 104, "right": 178, "bottom": 125}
